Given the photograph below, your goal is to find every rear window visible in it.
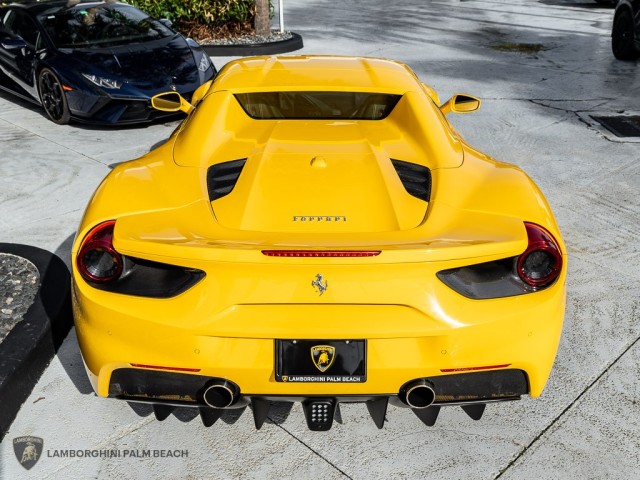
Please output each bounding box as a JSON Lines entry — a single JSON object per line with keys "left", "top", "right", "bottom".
{"left": 234, "top": 91, "right": 401, "bottom": 120}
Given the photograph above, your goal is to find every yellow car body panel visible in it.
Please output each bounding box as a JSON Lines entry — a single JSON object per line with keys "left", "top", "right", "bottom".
{"left": 72, "top": 56, "right": 566, "bottom": 427}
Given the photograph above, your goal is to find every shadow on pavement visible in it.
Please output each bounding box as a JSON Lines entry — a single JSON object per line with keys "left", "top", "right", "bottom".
{"left": 56, "top": 328, "right": 95, "bottom": 395}
{"left": 124, "top": 401, "right": 297, "bottom": 428}
{"left": 53, "top": 233, "right": 95, "bottom": 396}
{"left": 0, "top": 244, "right": 73, "bottom": 441}
{"left": 538, "top": 1, "right": 614, "bottom": 8}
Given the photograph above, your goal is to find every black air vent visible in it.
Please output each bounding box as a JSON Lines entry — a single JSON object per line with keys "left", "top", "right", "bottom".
{"left": 207, "top": 159, "right": 247, "bottom": 201}
{"left": 391, "top": 159, "right": 431, "bottom": 202}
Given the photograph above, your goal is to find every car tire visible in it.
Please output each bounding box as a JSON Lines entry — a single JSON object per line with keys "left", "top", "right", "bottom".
{"left": 612, "top": 9, "right": 639, "bottom": 61}
{"left": 38, "top": 68, "right": 71, "bottom": 125}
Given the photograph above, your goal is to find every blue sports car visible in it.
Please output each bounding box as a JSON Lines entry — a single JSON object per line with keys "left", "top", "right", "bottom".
{"left": 0, "top": 0, "right": 216, "bottom": 124}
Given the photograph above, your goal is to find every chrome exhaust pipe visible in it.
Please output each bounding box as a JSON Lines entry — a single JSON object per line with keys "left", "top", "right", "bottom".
{"left": 202, "top": 380, "right": 240, "bottom": 409}
{"left": 399, "top": 379, "right": 436, "bottom": 409}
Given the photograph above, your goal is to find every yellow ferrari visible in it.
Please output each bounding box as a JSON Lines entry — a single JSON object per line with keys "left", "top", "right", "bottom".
{"left": 72, "top": 56, "right": 566, "bottom": 431}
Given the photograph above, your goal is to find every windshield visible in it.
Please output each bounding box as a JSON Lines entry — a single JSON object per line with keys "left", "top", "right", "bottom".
{"left": 234, "top": 92, "right": 402, "bottom": 120}
{"left": 38, "top": 3, "right": 174, "bottom": 48}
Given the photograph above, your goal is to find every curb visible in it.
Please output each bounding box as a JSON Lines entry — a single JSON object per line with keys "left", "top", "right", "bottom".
{"left": 0, "top": 244, "right": 73, "bottom": 442}
{"left": 202, "top": 32, "right": 303, "bottom": 56}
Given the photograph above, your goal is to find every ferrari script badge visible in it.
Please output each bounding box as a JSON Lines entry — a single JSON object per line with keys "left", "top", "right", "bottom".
{"left": 311, "top": 345, "right": 336, "bottom": 372}
{"left": 311, "top": 273, "right": 328, "bottom": 296}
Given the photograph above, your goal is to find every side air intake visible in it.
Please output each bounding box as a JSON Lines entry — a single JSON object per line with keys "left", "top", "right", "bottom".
{"left": 391, "top": 159, "right": 431, "bottom": 202}
{"left": 207, "top": 159, "right": 247, "bottom": 201}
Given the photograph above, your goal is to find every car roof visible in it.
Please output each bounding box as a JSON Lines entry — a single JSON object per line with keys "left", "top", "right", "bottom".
{"left": 214, "top": 56, "right": 423, "bottom": 94}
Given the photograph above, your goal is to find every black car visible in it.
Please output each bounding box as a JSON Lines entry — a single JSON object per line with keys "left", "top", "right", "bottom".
{"left": 612, "top": 0, "right": 640, "bottom": 60}
{"left": 0, "top": 0, "right": 216, "bottom": 124}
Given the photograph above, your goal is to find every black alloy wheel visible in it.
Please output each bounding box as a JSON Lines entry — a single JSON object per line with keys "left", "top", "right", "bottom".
{"left": 38, "top": 68, "right": 71, "bottom": 124}
{"left": 612, "top": 9, "right": 639, "bottom": 61}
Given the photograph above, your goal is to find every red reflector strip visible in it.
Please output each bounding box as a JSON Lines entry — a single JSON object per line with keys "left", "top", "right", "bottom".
{"left": 440, "top": 364, "right": 511, "bottom": 373}
{"left": 130, "top": 363, "right": 201, "bottom": 373}
{"left": 62, "top": 85, "right": 73, "bottom": 91}
{"left": 262, "top": 250, "right": 381, "bottom": 257}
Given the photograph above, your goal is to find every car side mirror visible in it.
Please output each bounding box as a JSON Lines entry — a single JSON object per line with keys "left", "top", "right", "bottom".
{"left": 151, "top": 92, "right": 194, "bottom": 114}
{"left": 440, "top": 94, "right": 481, "bottom": 115}
{"left": 159, "top": 18, "right": 173, "bottom": 28}
{"left": 1, "top": 37, "right": 28, "bottom": 51}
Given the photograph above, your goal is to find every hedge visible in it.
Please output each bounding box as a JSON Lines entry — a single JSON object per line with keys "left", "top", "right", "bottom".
{"left": 129, "top": 0, "right": 256, "bottom": 26}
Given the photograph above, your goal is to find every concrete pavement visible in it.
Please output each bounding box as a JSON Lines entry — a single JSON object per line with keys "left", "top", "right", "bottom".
{"left": 1, "top": 0, "right": 639, "bottom": 478}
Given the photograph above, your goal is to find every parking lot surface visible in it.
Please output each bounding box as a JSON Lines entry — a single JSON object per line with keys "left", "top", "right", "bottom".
{"left": 0, "top": 0, "right": 639, "bottom": 478}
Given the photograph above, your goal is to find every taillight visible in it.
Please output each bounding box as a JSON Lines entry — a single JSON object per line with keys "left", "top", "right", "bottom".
{"left": 437, "top": 222, "right": 563, "bottom": 299}
{"left": 517, "top": 223, "right": 562, "bottom": 288}
{"left": 77, "top": 220, "right": 123, "bottom": 284}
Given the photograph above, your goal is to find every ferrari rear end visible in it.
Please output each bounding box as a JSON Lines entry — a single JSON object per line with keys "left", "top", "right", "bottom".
{"left": 71, "top": 56, "right": 566, "bottom": 430}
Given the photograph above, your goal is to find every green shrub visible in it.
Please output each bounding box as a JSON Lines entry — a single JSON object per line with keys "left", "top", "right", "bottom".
{"left": 129, "top": 0, "right": 256, "bottom": 26}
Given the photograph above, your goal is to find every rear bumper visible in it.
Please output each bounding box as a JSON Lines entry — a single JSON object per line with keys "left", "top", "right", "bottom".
{"left": 107, "top": 367, "right": 528, "bottom": 407}
{"left": 73, "top": 276, "right": 565, "bottom": 399}
{"left": 105, "top": 367, "right": 528, "bottom": 429}
{"left": 72, "top": 251, "right": 565, "bottom": 429}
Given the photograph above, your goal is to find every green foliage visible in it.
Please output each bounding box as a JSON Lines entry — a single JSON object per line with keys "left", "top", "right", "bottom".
{"left": 128, "top": 0, "right": 256, "bottom": 26}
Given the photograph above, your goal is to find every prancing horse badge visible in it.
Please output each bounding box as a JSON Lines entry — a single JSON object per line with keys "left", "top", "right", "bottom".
{"left": 311, "top": 273, "right": 328, "bottom": 296}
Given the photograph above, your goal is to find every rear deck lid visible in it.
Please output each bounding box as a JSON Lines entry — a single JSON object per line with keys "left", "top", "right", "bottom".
{"left": 209, "top": 122, "right": 430, "bottom": 233}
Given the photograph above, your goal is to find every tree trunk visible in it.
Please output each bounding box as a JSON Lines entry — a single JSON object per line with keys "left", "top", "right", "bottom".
{"left": 255, "top": 0, "right": 270, "bottom": 36}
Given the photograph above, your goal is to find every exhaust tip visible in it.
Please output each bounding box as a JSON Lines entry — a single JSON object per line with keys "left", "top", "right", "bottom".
{"left": 399, "top": 379, "right": 436, "bottom": 409}
{"left": 203, "top": 380, "right": 240, "bottom": 409}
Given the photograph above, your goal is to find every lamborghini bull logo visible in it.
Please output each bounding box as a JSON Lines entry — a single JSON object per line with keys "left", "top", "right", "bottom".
{"left": 13, "top": 436, "right": 43, "bottom": 470}
{"left": 311, "top": 273, "right": 328, "bottom": 296}
{"left": 311, "top": 345, "right": 336, "bottom": 372}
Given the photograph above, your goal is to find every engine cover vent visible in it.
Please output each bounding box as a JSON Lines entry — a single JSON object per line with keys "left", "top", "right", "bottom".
{"left": 207, "top": 158, "right": 247, "bottom": 201}
{"left": 391, "top": 159, "right": 431, "bottom": 202}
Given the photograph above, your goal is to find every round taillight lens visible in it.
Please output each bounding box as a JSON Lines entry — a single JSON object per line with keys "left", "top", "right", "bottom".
{"left": 77, "top": 220, "right": 123, "bottom": 284}
{"left": 517, "top": 223, "right": 563, "bottom": 288}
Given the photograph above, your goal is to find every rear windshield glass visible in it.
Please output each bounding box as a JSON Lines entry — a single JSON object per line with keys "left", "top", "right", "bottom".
{"left": 234, "top": 92, "right": 401, "bottom": 120}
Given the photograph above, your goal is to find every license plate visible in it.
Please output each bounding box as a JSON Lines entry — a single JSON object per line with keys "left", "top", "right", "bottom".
{"left": 275, "top": 339, "right": 366, "bottom": 383}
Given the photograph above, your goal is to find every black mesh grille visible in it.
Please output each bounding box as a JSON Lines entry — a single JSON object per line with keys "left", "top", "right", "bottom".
{"left": 207, "top": 159, "right": 247, "bottom": 201}
{"left": 391, "top": 159, "right": 431, "bottom": 202}
{"left": 118, "top": 101, "right": 152, "bottom": 121}
{"left": 591, "top": 115, "right": 640, "bottom": 138}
